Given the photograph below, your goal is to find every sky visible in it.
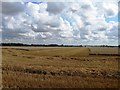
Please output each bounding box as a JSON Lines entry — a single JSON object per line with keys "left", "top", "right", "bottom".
{"left": 0, "top": 0, "right": 119, "bottom": 45}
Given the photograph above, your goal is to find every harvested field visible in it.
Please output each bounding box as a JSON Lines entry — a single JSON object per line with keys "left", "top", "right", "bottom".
{"left": 2, "top": 46, "right": 119, "bottom": 88}
{"left": 89, "top": 47, "right": 120, "bottom": 56}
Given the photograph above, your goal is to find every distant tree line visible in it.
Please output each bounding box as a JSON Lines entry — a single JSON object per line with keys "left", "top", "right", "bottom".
{"left": 0, "top": 43, "right": 119, "bottom": 47}
{"left": 0, "top": 43, "right": 83, "bottom": 47}
{"left": 119, "top": 45, "right": 120, "bottom": 48}
{"left": 80, "top": 45, "right": 118, "bottom": 47}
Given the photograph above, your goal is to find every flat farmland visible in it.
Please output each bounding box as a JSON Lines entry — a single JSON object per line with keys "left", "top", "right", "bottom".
{"left": 2, "top": 47, "right": 120, "bottom": 88}
{"left": 89, "top": 47, "right": 119, "bottom": 55}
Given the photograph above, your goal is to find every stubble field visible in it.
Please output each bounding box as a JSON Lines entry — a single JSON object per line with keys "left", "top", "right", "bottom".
{"left": 2, "top": 46, "right": 120, "bottom": 88}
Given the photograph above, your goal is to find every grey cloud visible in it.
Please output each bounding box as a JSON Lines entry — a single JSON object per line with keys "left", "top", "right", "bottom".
{"left": 2, "top": 2, "right": 25, "bottom": 15}
{"left": 31, "top": 23, "right": 49, "bottom": 32}
{"left": 47, "top": 2, "right": 65, "bottom": 14}
{"left": 31, "top": 23, "right": 60, "bottom": 32}
{"left": 98, "top": 27, "right": 107, "bottom": 31}
{"left": 45, "top": 20, "right": 60, "bottom": 27}
{"left": 106, "top": 25, "right": 118, "bottom": 39}
{"left": 81, "top": 4, "right": 92, "bottom": 10}
{"left": 105, "top": 9, "right": 116, "bottom": 17}
{"left": 2, "top": 28, "right": 23, "bottom": 40}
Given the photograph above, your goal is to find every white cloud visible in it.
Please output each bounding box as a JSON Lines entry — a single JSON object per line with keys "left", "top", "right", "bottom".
{"left": 1, "top": 1, "right": 118, "bottom": 45}
{"left": 106, "top": 21, "right": 118, "bottom": 39}
{"left": 103, "top": 3, "right": 118, "bottom": 18}
{"left": 96, "top": 2, "right": 118, "bottom": 18}
{"left": 59, "top": 18, "right": 73, "bottom": 38}
{"left": 72, "top": 14, "right": 84, "bottom": 29}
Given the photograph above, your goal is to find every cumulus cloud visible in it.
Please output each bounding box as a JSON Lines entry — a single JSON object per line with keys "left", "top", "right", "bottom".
{"left": 106, "top": 21, "right": 118, "bottom": 39}
{"left": 96, "top": 2, "right": 118, "bottom": 18}
{"left": 1, "top": 1, "right": 118, "bottom": 45}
